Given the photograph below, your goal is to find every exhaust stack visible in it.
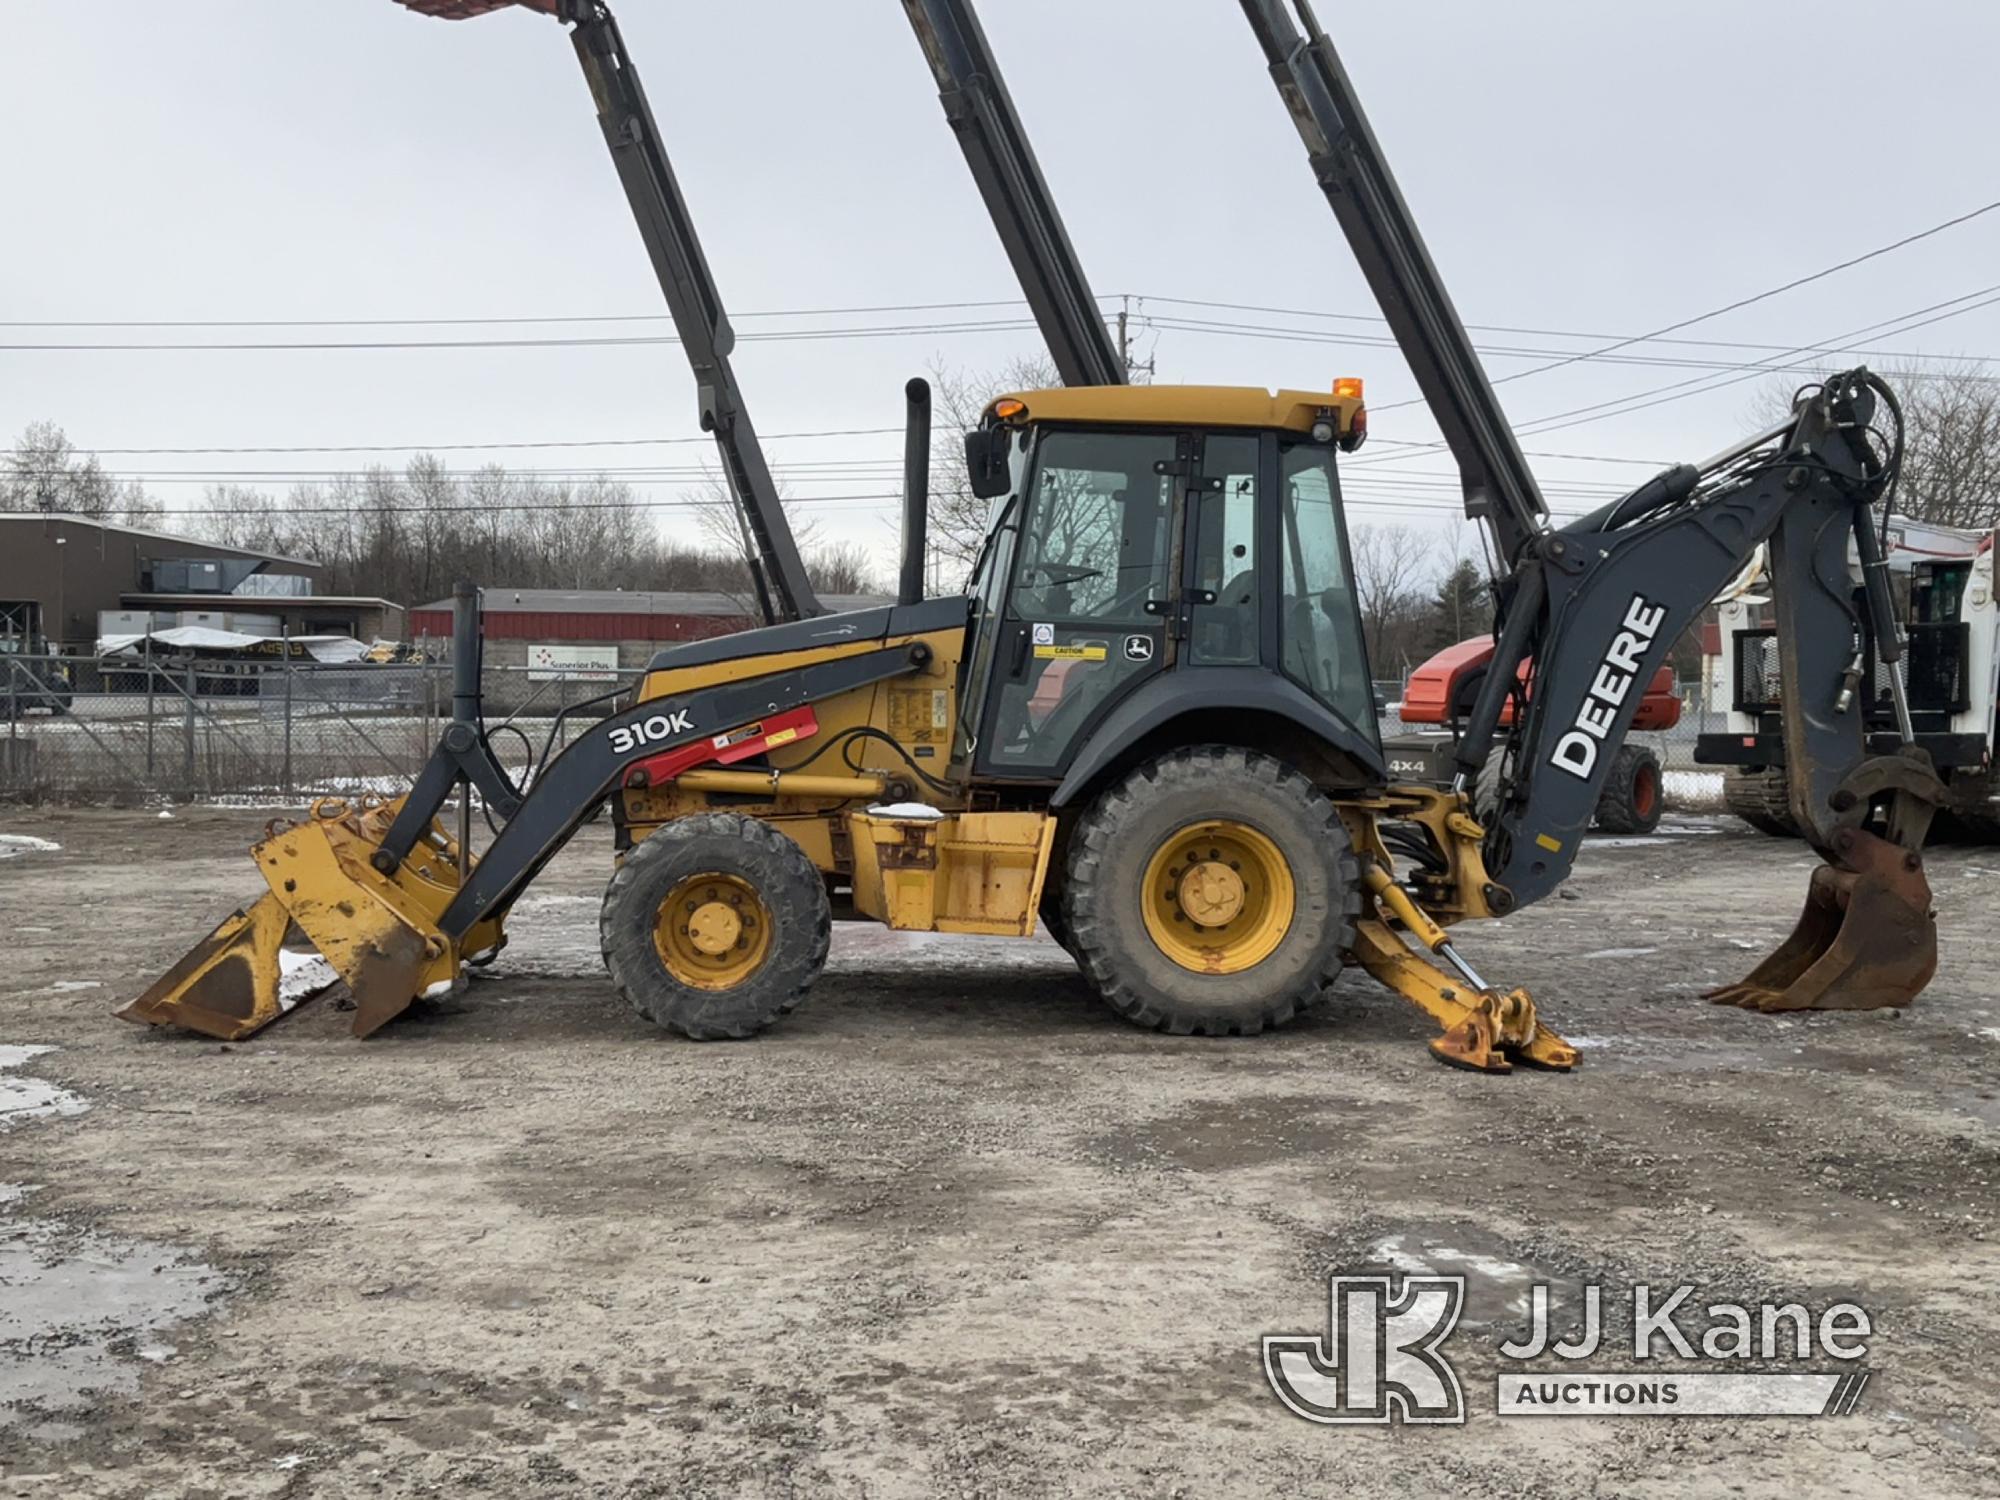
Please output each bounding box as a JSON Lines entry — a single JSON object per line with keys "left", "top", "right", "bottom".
{"left": 900, "top": 378, "right": 932, "bottom": 606}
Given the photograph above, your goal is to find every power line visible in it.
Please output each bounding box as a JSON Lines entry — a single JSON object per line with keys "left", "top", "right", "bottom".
{"left": 1373, "top": 195, "right": 2000, "bottom": 410}
{"left": 1138, "top": 294, "right": 2000, "bottom": 364}
{"left": 1344, "top": 283, "right": 2000, "bottom": 470}
{"left": 0, "top": 317, "right": 1046, "bottom": 354}
{"left": 1146, "top": 313, "right": 2000, "bottom": 381}
{"left": 1514, "top": 286, "right": 2000, "bottom": 439}
{"left": 81, "top": 426, "right": 903, "bottom": 457}
{"left": 0, "top": 297, "right": 1040, "bottom": 330}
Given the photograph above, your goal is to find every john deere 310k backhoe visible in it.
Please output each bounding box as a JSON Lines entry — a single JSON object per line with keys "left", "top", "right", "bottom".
{"left": 121, "top": 0, "right": 1944, "bottom": 1072}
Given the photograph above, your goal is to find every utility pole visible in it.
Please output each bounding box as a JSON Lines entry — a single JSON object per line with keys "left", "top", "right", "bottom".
{"left": 1115, "top": 296, "right": 1154, "bottom": 382}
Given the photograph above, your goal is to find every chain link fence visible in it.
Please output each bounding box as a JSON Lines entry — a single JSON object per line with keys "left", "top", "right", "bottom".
{"left": 0, "top": 653, "right": 623, "bottom": 802}
{"left": 4, "top": 654, "right": 1731, "bottom": 804}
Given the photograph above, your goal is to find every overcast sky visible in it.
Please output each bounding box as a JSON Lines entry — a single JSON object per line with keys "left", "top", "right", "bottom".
{"left": 5, "top": 0, "right": 1998, "bottom": 577}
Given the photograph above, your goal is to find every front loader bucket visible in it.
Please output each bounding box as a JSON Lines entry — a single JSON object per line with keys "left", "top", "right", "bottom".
{"left": 117, "top": 892, "right": 296, "bottom": 1041}
{"left": 119, "top": 797, "right": 492, "bottom": 1042}
{"left": 1704, "top": 828, "right": 1937, "bottom": 1012}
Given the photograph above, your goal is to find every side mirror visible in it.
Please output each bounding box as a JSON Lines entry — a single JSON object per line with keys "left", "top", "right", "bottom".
{"left": 964, "top": 428, "right": 1012, "bottom": 501}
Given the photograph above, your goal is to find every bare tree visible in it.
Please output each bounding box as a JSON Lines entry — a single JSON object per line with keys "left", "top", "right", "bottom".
{"left": 2, "top": 420, "right": 149, "bottom": 521}
{"left": 1895, "top": 367, "right": 2000, "bottom": 529}
{"left": 805, "top": 541, "right": 880, "bottom": 597}
{"left": 1349, "top": 523, "right": 1439, "bottom": 676}
{"left": 923, "top": 355, "right": 1060, "bottom": 590}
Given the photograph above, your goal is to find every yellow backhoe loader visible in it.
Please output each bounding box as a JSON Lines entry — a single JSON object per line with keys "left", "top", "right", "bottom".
{"left": 120, "top": 0, "right": 1943, "bottom": 1072}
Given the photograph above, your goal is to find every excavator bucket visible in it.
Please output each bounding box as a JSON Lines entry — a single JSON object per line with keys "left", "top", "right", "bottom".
{"left": 1704, "top": 828, "right": 1937, "bottom": 1012}
{"left": 117, "top": 797, "right": 505, "bottom": 1042}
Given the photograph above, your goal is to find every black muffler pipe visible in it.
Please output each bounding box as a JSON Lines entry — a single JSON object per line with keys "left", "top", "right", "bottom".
{"left": 451, "top": 579, "right": 481, "bottom": 727}
{"left": 900, "top": 378, "right": 932, "bottom": 606}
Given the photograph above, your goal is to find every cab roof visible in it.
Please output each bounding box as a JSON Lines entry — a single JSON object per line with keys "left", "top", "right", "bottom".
{"left": 986, "top": 384, "right": 1364, "bottom": 435}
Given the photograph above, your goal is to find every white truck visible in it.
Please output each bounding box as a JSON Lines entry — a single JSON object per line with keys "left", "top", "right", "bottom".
{"left": 1702, "top": 518, "right": 1999, "bottom": 838}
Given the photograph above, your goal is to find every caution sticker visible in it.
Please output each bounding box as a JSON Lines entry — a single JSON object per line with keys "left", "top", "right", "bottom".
{"left": 1035, "top": 644, "right": 1107, "bottom": 661}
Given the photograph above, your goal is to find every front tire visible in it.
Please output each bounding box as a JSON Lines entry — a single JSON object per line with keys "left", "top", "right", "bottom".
{"left": 599, "top": 812, "right": 830, "bottom": 1039}
{"left": 1062, "top": 747, "right": 1359, "bottom": 1036}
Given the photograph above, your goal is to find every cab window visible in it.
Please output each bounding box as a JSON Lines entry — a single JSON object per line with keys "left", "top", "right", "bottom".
{"left": 1006, "top": 430, "right": 1173, "bottom": 625}
{"left": 1278, "top": 442, "right": 1374, "bottom": 733}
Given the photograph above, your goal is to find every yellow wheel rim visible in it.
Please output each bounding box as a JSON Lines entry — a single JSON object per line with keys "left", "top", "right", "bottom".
{"left": 1141, "top": 820, "right": 1295, "bottom": 975}
{"left": 653, "top": 873, "right": 773, "bottom": 990}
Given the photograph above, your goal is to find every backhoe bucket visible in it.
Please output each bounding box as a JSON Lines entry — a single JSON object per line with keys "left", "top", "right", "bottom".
{"left": 1704, "top": 829, "right": 1937, "bottom": 1012}
{"left": 117, "top": 797, "right": 504, "bottom": 1041}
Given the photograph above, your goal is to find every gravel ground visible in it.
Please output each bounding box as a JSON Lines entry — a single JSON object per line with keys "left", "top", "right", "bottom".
{"left": 0, "top": 805, "right": 1996, "bottom": 1497}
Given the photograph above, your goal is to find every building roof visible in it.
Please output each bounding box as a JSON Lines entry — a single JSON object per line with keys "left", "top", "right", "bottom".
{"left": 123, "top": 592, "right": 402, "bottom": 610}
{"left": 415, "top": 588, "right": 891, "bottom": 617}
{"left": 989, "top": 384, "right": 1365, "bottom": 437}
{"left": 0, "top": 511, "right": 321, "bottom": 569}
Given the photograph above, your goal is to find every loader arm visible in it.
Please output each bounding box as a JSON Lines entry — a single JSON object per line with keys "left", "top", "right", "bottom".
{"left": 122, "top": 579, "right": 930, "bottom": 1041}
{"left": 394, "top": 0, "right": 821, "bottom": 623}
{"left": 899, "top": 0, "right": 1126, "bottom": 388}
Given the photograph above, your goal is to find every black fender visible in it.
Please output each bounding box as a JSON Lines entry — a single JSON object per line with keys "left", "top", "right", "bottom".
{"left": 1049, "top": 667, "right": 1385, "bottom": 809}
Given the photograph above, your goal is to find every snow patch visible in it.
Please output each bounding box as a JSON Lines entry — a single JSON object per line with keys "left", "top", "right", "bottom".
{"left": 1582, "top": 946, "right": 1659, "bottom": 960}
{"left": 1663, "top": 769, "right": 1724, "bottom": 805}
{"left": 1974, "top": 1028, "right": 2000, "bottom": 1045}
{"left": 0, "top": 835, "right": 61, "bottom": 860}
{"left": 47, "top": 981, "right": 103, "bottom": 994}
{"left": 0, "top": 1046, "right": 88, "bottom": 1130}
{"left": 867, "top": 802, "right": 947, "bottom": 821}
{"left": 277, "top": 948, "right": 339, "bottom": 1013}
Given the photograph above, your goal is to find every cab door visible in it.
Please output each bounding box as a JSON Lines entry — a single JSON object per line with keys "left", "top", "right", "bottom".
{"left": 973, "top": 428, "right": 1183, "bottom": 778}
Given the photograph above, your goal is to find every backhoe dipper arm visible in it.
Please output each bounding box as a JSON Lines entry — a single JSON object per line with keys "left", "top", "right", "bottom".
{"left": 396, "top": 0, "right": 821, "bottom": 623}
{"left": 1238, "top": 0, "right": 1547, "bottom": 569}
{"left": 1485, "top": 371, "right": 1912, "bottom": 908}
{"left": 900, "top": 0, "right": 1126, "bottom": 388}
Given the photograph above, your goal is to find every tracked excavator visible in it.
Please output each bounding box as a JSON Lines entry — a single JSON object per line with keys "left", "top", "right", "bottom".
{"left": 121, "top": 0, "right": 1943, "bottom": 1072}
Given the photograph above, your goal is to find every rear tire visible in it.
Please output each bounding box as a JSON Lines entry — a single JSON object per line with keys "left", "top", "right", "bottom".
{"left": 599, "top": 812, "right": 830, "bottom": 1040}
{"left": 1723, "top": 767, "right": 1800, "bottom": 838}
{"left": 1594, "top": 744, "right": 1663, "bottom": 835}
{"left": 1062, "top": 746, "right": 1359, "bottom": 1036}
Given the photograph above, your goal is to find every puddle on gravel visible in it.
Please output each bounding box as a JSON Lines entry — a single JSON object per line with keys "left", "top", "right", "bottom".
{"left": 1, "top": 1052, "right": 230, "bottom": 1442}
{"left": 0, "top": 1046, "right": 89, "bottom": 1130}
{"left": 0, "top": 1186, "right": 230, "bottom": 1441}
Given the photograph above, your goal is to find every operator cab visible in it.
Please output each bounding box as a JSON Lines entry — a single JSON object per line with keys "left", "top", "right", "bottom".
{"left": 954, "top": 383, "right": 1378, "bottom": 784}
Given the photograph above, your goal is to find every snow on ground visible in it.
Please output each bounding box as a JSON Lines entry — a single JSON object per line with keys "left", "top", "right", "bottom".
{"left": 0, "top": 835, "right": 62, "bottom": 860}
{"left": 1664, "top": 768, "right": 1725, "bottom": 806}
{"left": 277, "top": 949, "right": 339, "bottom": 1013}
{"left": 0, "top": 1045, "right": 89, "bottom": 1130}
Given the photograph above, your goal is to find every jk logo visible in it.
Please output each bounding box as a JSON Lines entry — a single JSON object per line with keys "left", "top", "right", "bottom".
{"left": 1263, "top": 1275, "right": 1466, "bottom": 1425}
